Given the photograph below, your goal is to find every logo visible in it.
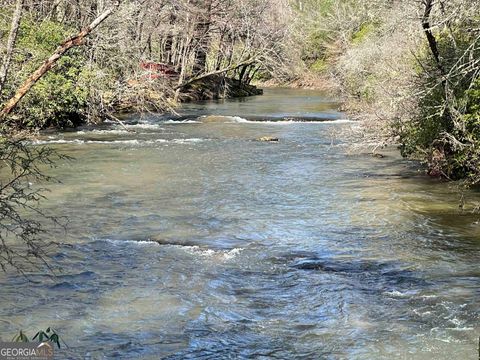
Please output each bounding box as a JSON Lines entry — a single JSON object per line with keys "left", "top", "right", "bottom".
{"left": 0, "top": 342, "right": 53, "bottom": 360}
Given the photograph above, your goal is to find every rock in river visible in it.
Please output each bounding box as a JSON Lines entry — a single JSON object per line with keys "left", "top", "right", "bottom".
{"left": 257, "top": 136, "right": 279, "bottom": 142}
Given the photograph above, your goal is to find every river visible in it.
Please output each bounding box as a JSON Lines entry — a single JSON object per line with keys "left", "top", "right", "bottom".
{"left": 0, "top": 88, "right": 479, "bottom": 359}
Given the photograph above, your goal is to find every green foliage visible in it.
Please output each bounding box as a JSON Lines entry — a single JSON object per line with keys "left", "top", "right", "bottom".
{"left": 301, "top": 29, "right": 331, "bottom": 64}
{"left": 398, "top": 29, "right": 480, "bottom": 184}
{"left": 0, "top": 13, "right": 89, "bottom": 128}
{"left": 292, "top": 0, "right": 336, "bottom": 65}
{"left": 19, "top": 55, "right": 89, "bottom": 128}
{"left": 310, "top": 58, "right": 328, "bottom": 73}
{"left": 452, "top": 78, "right": 480, "bottom": 183}
{"left": 16, "top": 19, "right": 68, "bottom": 55}
{"left": 352, "top": 22, "right": 378, "bottom": 45}
{"left": 293, "top": 0, "right": 382, "bottom": 75}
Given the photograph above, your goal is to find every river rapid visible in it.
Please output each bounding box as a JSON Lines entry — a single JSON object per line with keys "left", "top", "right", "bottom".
{"left": 0, "top": 89, "right": 479, "bottom": 359}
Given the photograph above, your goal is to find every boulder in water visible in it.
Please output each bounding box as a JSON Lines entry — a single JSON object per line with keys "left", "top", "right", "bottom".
{"left": 257, "top": 136, "right": 279, "bottom": 142}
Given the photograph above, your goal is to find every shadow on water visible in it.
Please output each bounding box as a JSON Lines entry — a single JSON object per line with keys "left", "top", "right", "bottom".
{"left": 0, "top": 89, "right": 479, "bottom": 359}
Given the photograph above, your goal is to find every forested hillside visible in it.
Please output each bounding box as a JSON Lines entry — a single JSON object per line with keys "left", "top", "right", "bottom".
{"left": 0, "top": 0, "right": 293, "bottom": 127}
{"left": 291, "top": 0, "right": 480, "bottom": 184}
{"left": 0, "top": 0, "right": 479, "bottom": 181}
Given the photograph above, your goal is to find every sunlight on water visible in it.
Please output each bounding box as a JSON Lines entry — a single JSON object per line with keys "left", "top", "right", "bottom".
{"left": 0, "top": 89, "right": 479, "bottom": 359}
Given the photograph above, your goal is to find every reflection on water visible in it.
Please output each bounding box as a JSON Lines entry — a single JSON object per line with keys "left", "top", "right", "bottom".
{"left": 0, "top": 89, "right": 479, "bottom": 359}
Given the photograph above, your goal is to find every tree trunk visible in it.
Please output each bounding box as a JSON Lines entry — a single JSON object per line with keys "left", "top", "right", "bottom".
{"left": 0, "top": 0, "right": 24, "bottom": 98}
{"left": 164, "top": 5, "right": 178, "bottom": 64}
{"left": 422, "top": 0, "right": 445, "bottom": 76}
{"left": 175, "top": 58, "right": 256, "bottom": 90}
{"left": 192, "top": 0, "right": 212, "bottom": 75}
{"left": 0, "top": 1, "right": 119, "bottom": 120}
{"left": 421, "top": 0, "right": 454, "bottom": 131}
{"left": 238, "top": 64, "right": 250, "bottom": 83}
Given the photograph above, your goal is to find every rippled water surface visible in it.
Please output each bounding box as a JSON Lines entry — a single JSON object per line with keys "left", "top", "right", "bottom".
{"left": 0, "top": 89, "right": 479, "bottom": 359}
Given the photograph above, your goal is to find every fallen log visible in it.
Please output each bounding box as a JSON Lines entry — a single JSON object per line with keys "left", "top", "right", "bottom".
{"left": 174, "top": 58, "right": 256, "bottom": 90}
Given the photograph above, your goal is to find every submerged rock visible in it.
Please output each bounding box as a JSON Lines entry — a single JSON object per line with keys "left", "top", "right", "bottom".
{"left": 257, "top": 136, "right": 279, "bottom": 142}
{"left": 200, "top": 115, "right": 246, "bottom": 123}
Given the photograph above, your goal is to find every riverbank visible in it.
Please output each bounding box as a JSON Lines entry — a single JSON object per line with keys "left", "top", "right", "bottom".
{"left": 179, "top": 75, "right": 263, "bottom": 102}
{"left": 254, "top": 72, "right": 339, "bottom": 92}
{"left": 289, "top": 1, "right": 480, "bottom": 185}
{"left": 111, "top": 76, "right": 263, "bottom": 122}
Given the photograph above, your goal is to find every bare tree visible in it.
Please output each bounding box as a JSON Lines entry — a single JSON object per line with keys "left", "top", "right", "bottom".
{"left": 0, "top": 131, "right": 68, "bottom": 273}
{"left": 0, "top": 0, "right": 24, "bottom": 98}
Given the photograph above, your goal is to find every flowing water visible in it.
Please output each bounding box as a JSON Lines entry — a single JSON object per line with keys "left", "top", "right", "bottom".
{"left": 0, "top": 89, "right": 479, "bottom": 359}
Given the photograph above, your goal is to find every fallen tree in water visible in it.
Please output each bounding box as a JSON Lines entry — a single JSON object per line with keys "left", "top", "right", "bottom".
{"left": 172, "top": 58, "right": 263, "bottom": 101}
{"left": 177, "top": 75, "right": 263, "bottom": 102}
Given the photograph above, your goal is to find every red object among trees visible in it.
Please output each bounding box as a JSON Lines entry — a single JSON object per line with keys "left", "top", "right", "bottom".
{"left": 140, "top": 61, "right": 178, "bottom": 79}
